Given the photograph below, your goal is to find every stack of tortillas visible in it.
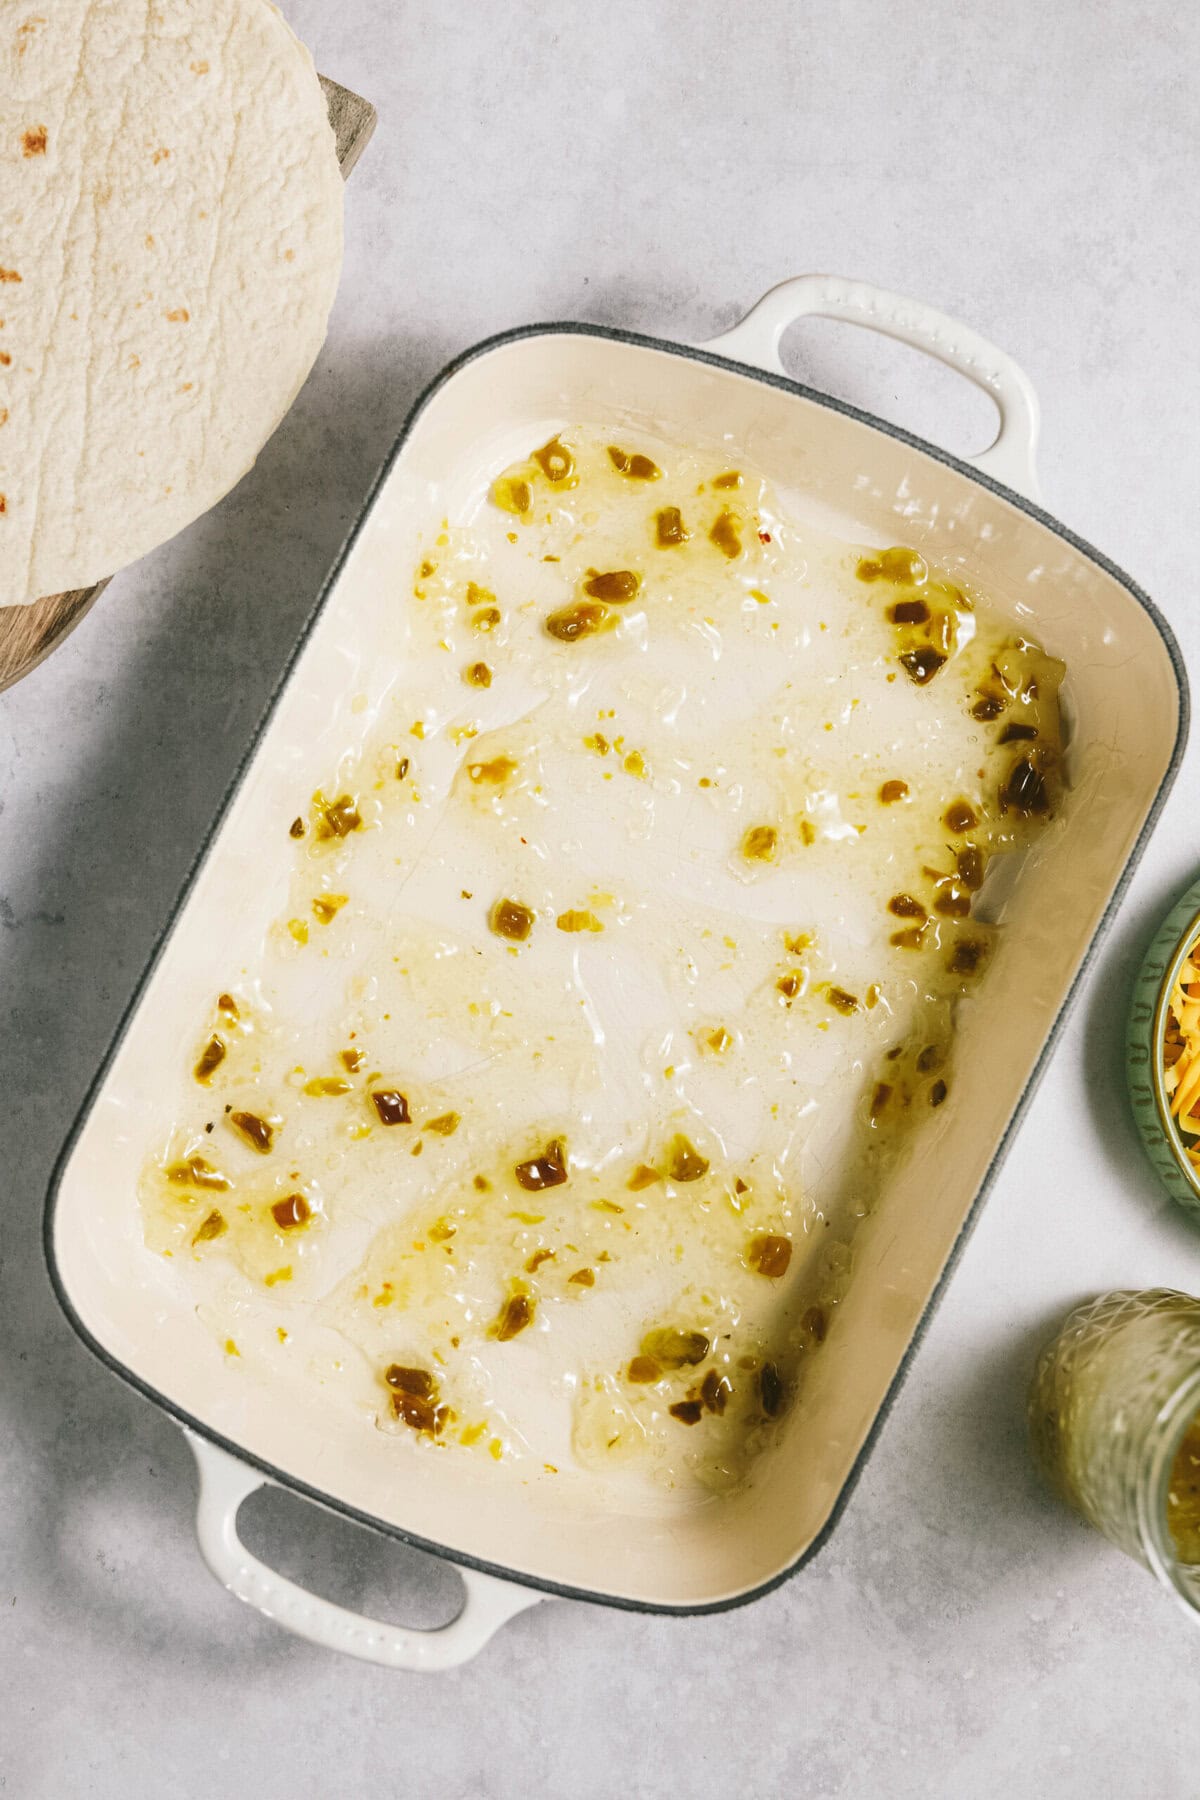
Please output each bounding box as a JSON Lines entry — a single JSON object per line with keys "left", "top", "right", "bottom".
{"left": 0, "top": 0, "right": 344, "bottom": 606}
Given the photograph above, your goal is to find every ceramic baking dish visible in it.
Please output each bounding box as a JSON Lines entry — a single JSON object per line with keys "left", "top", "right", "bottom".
{"left": 46, "top": 275, "right": 1188, "bottom": 1669}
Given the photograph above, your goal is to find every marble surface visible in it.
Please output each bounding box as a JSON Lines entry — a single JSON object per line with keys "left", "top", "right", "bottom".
{"left": 3, "top": 2, "right": 1199, "bottom": 1793}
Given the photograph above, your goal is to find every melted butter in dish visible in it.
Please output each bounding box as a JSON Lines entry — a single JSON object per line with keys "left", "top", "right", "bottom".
{"left": 141, "top": 431, "right": 1065, "bottom": 1496}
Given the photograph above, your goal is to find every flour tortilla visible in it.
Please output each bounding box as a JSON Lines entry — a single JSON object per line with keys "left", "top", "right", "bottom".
{"left": 0, "top": 0, "right": 343, "bottom": 605}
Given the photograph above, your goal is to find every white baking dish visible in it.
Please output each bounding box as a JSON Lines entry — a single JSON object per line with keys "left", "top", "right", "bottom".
{"left": 46, "top": 276, "right": 1187, "bottom": 1669}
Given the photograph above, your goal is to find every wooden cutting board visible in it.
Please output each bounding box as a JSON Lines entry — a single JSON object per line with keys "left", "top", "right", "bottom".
{"left": 0, "top": 75, "right": 376, "bottom": 695}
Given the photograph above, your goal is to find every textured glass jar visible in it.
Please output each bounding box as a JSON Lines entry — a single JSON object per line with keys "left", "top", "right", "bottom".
{"left": 1029, "top": 1289, "right": 1200, "bottom": 1619}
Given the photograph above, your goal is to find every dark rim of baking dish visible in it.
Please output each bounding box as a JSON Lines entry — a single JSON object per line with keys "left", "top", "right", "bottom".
{"left": 45, "top": 321, "right": 1191, "bottom": 1621}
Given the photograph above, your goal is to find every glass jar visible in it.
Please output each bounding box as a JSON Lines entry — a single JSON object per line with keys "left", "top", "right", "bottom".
{"left": 1029, "top": 1289, "right": 1200, "bottom": 1619}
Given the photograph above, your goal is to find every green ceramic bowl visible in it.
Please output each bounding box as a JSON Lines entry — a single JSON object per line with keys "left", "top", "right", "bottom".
{"left": 1128, "top": 878, "right": 1200, "bottom": 1215}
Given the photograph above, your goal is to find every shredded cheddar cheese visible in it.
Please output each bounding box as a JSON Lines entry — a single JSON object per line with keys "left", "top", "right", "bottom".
{"left": 1165, "top": 947, "right": 1200, "bottom": 1163}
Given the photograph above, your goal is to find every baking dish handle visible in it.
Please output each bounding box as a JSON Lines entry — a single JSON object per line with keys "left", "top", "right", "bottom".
{"left": 701, "top": 274, "right": 1042, "bottom": 501}
{"left": 187, "top": 1432, "right": 543, "bottom": 1670}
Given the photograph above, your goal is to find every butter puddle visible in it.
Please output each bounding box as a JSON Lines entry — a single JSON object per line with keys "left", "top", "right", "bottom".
{"left": 140, "top": 430, "right": 1064, "bottom": 1497}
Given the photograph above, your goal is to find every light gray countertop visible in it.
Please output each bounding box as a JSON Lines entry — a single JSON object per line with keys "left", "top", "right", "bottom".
{"left": 4, "top": 2, "right": 1199, "bottom": 1794}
